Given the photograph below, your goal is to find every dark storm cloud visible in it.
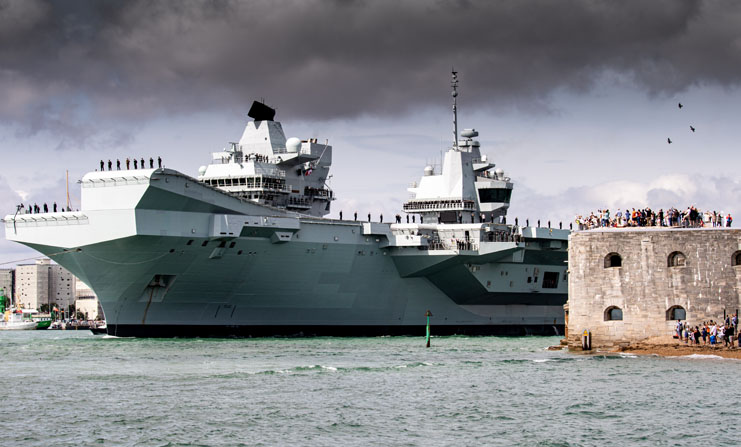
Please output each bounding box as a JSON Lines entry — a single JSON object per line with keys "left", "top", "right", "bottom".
{"left": 1, "top": 0, "right": 739, "bottom": 140}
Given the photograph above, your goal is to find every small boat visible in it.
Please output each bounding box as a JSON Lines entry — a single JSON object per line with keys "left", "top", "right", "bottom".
{"left": 0, "top": 309, "right": 38, "bottom": 331}
{"left": 35, "top": 319, "right": 52, "bottom": 330}
{"left": 90, "top": 322, "right": 107, "bottom": 335}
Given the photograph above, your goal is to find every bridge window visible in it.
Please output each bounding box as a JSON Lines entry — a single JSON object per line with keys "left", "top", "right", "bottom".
{"left": 477, "top": 188, "right": 512, "bottom": 203}
{"left": 604, "top": 306, "right": 623, "bottom": 321}
{"left": 732, "top": 251, "right": 741, "bottom": 266}
{"left": 668, "top": 251, "right": 686, "bottom": 267}
{"left": 542, "top": 271, "right": 559, "bottom": 288}
{"left": 666, "top": 305, "right": 686, "bottom": 320}
{"left": 604, "top": 252, "right": 622, "bottom": 268}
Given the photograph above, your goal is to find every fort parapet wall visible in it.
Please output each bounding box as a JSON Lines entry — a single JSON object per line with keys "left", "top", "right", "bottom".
{"left": 567, "top": 228, "right": 741, "bottom": 349}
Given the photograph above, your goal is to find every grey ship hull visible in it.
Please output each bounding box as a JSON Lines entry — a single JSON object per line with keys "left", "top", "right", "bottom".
{"left": 7, "top": 169, "right": 568, "bottom": 337}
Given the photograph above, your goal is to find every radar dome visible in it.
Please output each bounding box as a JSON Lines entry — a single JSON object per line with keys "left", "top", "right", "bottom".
{"left": 198, "top": 166, "right": 207, "bottom": 176}
{"left": 424, "top": 166, "right": 434, "bottom": 176}
{"left": 495, "top": 168, "right": 504, "bottom": 179}
{"left": 460, "top": 128, "right": 478, "bottom": 138}
{"left": 286, "top": 137, "right": 302, "bottom": 153}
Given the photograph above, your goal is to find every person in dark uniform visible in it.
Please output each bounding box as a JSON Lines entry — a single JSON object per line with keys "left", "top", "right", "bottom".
{"left": 53, "top": 202, "right": 57, "bottom": 212}
{"left": 354, "top": 212, "right": 357, "bottom": 221}
{"left": 367, "top": 213, "right": 371, "bottom": 222}
{"left": 108, "top": 160, "right": 112, "bottom": 171}
{"left": 149, "top": 157, "right": 154, "bottom": 168}
{"left": 134, "top": 159, "right": 138, "bottom": 169}
{"left": 158, "top": 156, "right": 162, "bottom": 168}
{"left": 43, "top": 203, "right": 48, "bottom": 213}
{"left": 126, "top": 158, "right": 130, "bottom": 169}
{"left": 116, "top": 159, "right": 121, "bottom": 170}
{"left": 140, "top": 157, "right": 145, "bottom": 168}
{"left": 100, "top": 160, "right": 104, "bottom": 171}
{"left": 339, "top": 211, "right": 343, "bottom": 220}
{"left": 406, "top": 215, "right": 409, "bottom": 223}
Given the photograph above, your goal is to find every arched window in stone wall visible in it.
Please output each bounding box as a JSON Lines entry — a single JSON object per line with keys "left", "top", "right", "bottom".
{"left": 604, "top": 252, "right": 622, "bottom": 268}
{"left": 732, "top": 251, "right": 741, "bottom": 266}
{"left": 604, "top": 306, "right": 623, "bottom": 321}
{"left": 668, "top": 251, "right": 686, "bottom": 268}
{"left": 666, "top": 305, "right": 686, "bottom": 321}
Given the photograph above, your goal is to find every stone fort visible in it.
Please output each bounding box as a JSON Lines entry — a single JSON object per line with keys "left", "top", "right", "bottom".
{"left": 566, "top": 228, "right": 741, "bottom": 349}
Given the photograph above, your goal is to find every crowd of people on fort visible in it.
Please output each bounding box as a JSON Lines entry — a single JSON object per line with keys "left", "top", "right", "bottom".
{"left": 98, "top": 156, "right": 162, "bottom": 171}
{"left": 676, "top": 313, "right": 739, "bottom": 347}
{"left": 575, "top": 207, "right": 732, "bottom": 230}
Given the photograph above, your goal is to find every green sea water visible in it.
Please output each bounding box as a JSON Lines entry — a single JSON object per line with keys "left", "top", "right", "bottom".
{"left": 1, "top": 331, "right": 738, "bottom": 446}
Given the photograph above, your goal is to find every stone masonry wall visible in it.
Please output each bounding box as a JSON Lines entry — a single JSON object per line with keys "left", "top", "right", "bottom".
{"left": 567, "top": 228, "right": 741, "bottom": 349}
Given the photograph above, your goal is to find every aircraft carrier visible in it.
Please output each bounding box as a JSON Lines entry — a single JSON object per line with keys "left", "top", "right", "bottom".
{"left": 4, "top": 73, "right": 569, "bottom": 337}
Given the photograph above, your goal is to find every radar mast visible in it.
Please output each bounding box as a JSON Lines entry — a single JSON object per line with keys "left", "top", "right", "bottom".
{"left": 452, "top": 70, "right": 459, "bottom": 150}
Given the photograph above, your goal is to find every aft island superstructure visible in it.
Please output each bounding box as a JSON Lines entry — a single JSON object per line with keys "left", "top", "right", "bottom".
{"left": 4, "top": 74, "right": 568, "bottom": 337}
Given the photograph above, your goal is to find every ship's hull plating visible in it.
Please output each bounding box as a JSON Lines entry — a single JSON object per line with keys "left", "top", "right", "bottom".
{"left": 6, "top": 169, "right": 567, "bottom": 337}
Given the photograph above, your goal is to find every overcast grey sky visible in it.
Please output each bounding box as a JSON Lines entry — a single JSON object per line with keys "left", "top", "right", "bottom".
{"left": 2, "top": 0, "right": 741, "bottom": 265}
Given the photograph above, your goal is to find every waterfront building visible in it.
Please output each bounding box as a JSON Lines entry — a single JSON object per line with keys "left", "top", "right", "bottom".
{"left": 567, "top": 228, "right": 741, "bottom": 349}
{"left": 15, "top": 259, "right": 51, "bottom": 310}
{"left": 75, "top": 279, "right": 103, "bottom": 320}
{"left": 0, "top": 268, "right": 14, "bottom": 303}
{"left": 14, "top": 258, "right": 75, "bottom": 311}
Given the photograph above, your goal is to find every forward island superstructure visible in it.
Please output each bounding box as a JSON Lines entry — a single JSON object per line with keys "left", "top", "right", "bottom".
{"left": 4, "top": 74, "right": 568, "bottom": 337}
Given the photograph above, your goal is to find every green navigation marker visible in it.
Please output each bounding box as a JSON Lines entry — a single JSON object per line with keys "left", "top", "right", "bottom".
{"left": 425, "top": 310, "right": 432, "bottom": 348}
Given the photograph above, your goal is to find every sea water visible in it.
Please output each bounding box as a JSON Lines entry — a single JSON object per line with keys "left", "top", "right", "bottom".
{"left": 1, "top": 331, "right": 738, "bottom": 446}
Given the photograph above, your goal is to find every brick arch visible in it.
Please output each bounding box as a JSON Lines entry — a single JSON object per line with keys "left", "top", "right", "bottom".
{"left": 668, "top": 251, "right": 686, "bottom": 268}
{"left": 604, "top": 252, "right": 622, "bottom": 268}
{"left": 604, "top": 306, "right": 623, "bottom": 321}
{"left": 666, "top": 305, "right": 686, "bottom": 320}
{"left": 732, "top": 251, "right": 741, "bottom": 266}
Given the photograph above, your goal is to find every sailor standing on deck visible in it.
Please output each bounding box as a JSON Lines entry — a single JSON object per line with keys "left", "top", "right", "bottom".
{"left": 126, "top": 158, "right": 130, "bottom": 169}
{"left": 149, "top": 157, "right": 154, "bottom": 168}
{"left": 133, "top": 159, "right": 138, "bottom": 169}
{"left": 100, "top": 160, "right": 104, "bottom": 171}
{"left": 158, "top": 156, "right": 162, "bottom": 168}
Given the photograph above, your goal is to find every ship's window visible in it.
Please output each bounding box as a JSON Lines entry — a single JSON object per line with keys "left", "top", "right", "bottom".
{"left": 218, "top": 241, "right": 226, "bottom": 248}
{"left": 169, "top": 249, "right": 175, "bottom": 253}
{"left": 229, "top": 242, "right": 236, "bottom": 248}
{"left": 668, "top": 251, "right": 686, "bottom": 267}
{"left": 218, "top": 179, "right": 225, "bottom": 187}
{"left": 604, "top": 306, "right": 623, "bottom": 321}
{"left": 237, "top": 250, "right": 243, "bottom": 255}
{"left": 186, "top": 240, "right": 193, "bottom": 246}
{"left": 477, "top": 188, "right": 512, "bottom": 204}
{"left": 604, "top": 252, "right": 622, "bottom": 268}
{"left": 666, "top": 305, "right": 686, "bottom": 321}
{"left": 239, "top": 178, "right": 246, "bottom": 186}
{"left": 201, "top": 241, "right": 208, "bottom": 247}
{"left": 527, "top": 277, "right": 532, "bottom": 283}
{"left": 732, "top": 251, "right": 741, "bottom": 266}
{"left": 542, "top": 271, "right": 559, "bottom": 288}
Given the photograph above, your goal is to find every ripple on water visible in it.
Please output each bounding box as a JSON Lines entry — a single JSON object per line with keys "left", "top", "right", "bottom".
{"left": 2, "top": 333, "right": 741, "bottom": 446}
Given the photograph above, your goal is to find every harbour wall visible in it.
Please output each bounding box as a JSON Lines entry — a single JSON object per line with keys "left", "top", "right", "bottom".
{"left": 566, "top": 228, "right": 741, "bottom": 349}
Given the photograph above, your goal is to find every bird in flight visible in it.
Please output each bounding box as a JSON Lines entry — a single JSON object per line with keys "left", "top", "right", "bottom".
{"left": 678, "top": 103, "right": 683, "bottom": 109}
{"left": 667, "top": 137, "right": 672, "bottom": 144}
{"left": 690, "top": 125, "right": 695, "bottom": 132}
